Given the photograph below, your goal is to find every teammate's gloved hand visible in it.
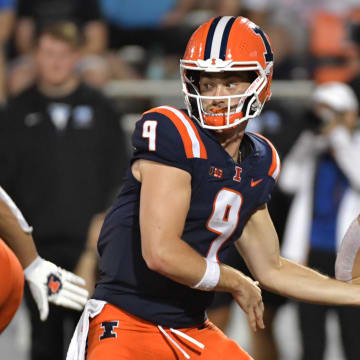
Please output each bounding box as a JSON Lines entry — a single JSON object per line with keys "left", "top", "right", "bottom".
{"left": 24, "top": 256, "right": 89, "bottom": 321}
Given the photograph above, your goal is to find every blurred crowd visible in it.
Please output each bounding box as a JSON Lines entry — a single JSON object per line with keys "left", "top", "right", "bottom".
{"left": 0, "top": 0, "right": 360, "bottom": 105}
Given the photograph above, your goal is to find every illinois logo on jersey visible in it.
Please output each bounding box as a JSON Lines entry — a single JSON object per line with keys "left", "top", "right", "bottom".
{"left": 233, "top": 166, "right": 242, "bottom": 182}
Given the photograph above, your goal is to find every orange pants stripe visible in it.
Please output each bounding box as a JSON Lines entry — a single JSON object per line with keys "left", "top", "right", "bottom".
{"left": 0, "top": 239, "right": 24, "bottom": 333}
{"left": 87, "top": 303, "right": 253, "bottom": 359}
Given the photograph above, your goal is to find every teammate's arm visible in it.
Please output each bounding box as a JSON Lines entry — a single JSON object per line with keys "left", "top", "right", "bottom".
{"left": 236, "top": 204, "right": 360, "bottom": 305}
{"left": 134, "top": 159, "right": 264, "bottom": 331}
{"left": 0, "top": 188, "right": 38, "bottom": 268}
{"left": 0, "top": 186, "right": 88, "bottom": 321}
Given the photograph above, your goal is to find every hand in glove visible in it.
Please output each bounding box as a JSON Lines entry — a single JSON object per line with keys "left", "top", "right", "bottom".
{"left": 24, "top": 256, "right": 89, "bottom": 321}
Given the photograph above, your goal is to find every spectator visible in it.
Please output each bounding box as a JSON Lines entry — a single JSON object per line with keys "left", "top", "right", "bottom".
{"left": 9, "top": 0, "right": 107, "bottom": 93}
{"left": 6, "top": 55, "right": 36, "bottom": 98}
{"left": 0, "top": 22, "right": 128, "bottom": 360}
{"left": 239, "top": 0, "right": 310, "bottom": 80}
{"left": 265, "top": 22, "right": 309, "bottom": 80}
{"left": 76, "top": 55, "right": 110, "bottom": 89}
{"left": 308, "top": 9, "right": 358, "bottom": 83}
{"left": 279, "top": 82, "right": 360, "bottom": 360}
{"left": 348, "top": 8, "right": 360, "bottom": 103}
{"left": 0, "top": 0, "right": 16, "bottom": 104}
{"left": 99, "top": 0, "right": 197, "bottom": 78}
{"left": 14, "top": 0, "right": 106, "bottom": 56}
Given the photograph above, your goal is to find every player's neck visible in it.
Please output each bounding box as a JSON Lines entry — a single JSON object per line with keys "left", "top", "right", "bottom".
{"left": 37, "top": 76, "right": 79, "bottom": 98}
{"left": 214, "top": 122, "right": 247, "bottom": 162}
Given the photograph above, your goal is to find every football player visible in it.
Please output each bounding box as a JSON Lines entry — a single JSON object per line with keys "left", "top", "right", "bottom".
{"left": 67, "top": 16, "right": 360, "bottom": 360}
{"left": 0, "top": 186, "right": 88, "bottom": 333}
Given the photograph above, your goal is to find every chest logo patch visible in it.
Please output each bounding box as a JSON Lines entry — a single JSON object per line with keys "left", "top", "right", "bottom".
{"left": 209, "top": 166, "right": 223, "bottom": 179}
{"left": 233, "top": 166, "right": 242, "bottom": 182}
{"left": 250, "top": 178, "right": 263, "bottom": 187}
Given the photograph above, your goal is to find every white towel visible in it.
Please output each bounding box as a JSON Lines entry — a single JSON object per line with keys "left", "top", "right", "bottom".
{"left": 66, "top": 299, "right": 106, "bottom": 360}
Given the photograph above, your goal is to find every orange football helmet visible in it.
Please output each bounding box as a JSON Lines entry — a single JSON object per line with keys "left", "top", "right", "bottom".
{"left": 180, "top": 16, "right": 274, "bottom": 131}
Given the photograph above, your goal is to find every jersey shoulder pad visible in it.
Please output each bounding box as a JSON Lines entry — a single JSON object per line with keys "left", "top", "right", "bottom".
{"left": 248, "top": 132, "right": 281, "bottom": 181}
{"left": 132, "top": 106, "right": 207, "bottom": 165}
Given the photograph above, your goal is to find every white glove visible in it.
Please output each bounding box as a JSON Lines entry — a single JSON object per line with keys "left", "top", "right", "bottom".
{"left": 24, "top": 256, "right": 89, "bottom": 321}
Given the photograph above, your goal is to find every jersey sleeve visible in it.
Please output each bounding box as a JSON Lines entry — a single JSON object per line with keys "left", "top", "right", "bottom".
{"left": 131, "top": 106, "right": 207, "bottom": 174}
{"left": 252, "top": 133, "right": 281, "bottom": 206}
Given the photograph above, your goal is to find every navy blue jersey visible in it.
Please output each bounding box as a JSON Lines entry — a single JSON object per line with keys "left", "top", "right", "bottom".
{"left": 93, "top": 105, "right": 280, "bottom": 328}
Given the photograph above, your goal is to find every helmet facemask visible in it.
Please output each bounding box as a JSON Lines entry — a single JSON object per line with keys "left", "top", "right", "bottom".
{"left": 180, "top": 59, "right": 271, "bottom": 131}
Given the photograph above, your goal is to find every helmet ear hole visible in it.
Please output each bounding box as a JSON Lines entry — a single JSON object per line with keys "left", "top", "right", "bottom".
{"left": 184, "top": 70, "right": 201, "bottom": 119}
{"left": 189, "top": 97, "right": 199, "bottom": 119}
{"left": 185, "top": 70, "right": 200, "bottom": 94}
{"left": 249, "top": 71, "right": 257, "bottom": 83}
{"left": 243, "top": 96, "right": 254, "bottom": 116}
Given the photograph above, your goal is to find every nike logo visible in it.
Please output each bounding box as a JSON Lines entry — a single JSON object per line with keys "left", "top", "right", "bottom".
{"left": 250, "top": 178, "right": 263, "bottom": 187}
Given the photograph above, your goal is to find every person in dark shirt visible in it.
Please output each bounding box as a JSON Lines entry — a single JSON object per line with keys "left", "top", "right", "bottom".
{"left": 14, "top": 0, "right": 106, "bottom": 57}
{"left": 0, "top": 22, "right": 128, "bottom": 360}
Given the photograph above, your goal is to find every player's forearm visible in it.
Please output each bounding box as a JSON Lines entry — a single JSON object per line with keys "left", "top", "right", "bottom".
{"left": 262, "top": 257, "right": 360, "bottom": 306}
{"left": 143, "top": 235, "right": 209, "bottom": 286}
{"left": 0, "top": 212, "right": 38, "bottom": 268}
{"left": 0, "top": 197, "right": 38, "bottom": 268}
{"left": 143, "top": 235, "right": 248, "bottom": 293}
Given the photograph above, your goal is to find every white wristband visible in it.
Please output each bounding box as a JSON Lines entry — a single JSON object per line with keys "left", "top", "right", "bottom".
{"left": 193, "top": 258, "right": 220, "bottom": 291}
{"left": 24, "top": 256, "right": 43, "bottom": 277}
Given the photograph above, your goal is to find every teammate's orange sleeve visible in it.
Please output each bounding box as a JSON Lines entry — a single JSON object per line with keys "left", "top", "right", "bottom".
{"left": 0, "top": 238, "right": 24, "bottom": 333}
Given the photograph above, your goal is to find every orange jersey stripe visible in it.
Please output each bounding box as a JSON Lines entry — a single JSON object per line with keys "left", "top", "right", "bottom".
{"left": 144, "top": 106, "right": 207, "bottom": 159}
{"left": 165, "top": 106, "right": 207, "bottom": 159}
{"left": 254, "top": 133, "right": 281, "bottom": 180}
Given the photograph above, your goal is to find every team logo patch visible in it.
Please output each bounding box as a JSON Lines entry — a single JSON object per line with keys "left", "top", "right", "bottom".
{"left": 47, "top": 274, "right": 62, "bottom": 296}
{"left": 233, "top": 166, "right": 242, "bottom": 182}
{"left": 209, "top": 166, "right": 223, "bottom": 179}
{"left": 100, "top": 321, "right": 119, "bottom": 340}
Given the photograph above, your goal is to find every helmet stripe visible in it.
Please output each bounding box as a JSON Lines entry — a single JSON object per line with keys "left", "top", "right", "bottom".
{"left": 219, "top": 17, "right": 236, "bottom": 60}
{"left": 209, "top": 16, "right": 234, "bottom": 60}
{"left": 204, "top": 16, "right": 236, "bottom": 60}
{"left": 204, "top": 17, "right": 221, "bottom": 60}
